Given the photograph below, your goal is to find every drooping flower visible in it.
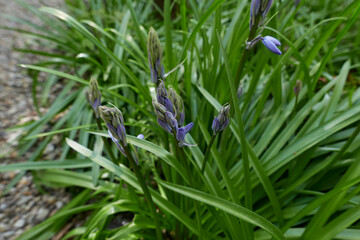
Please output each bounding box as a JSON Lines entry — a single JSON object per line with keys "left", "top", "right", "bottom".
{"left": 176, "top": 123, "right": 194, "bottom": 147}
{"left": 261, "top": 35, "right": 282, "bottom": 55}
{"left": 250, "top": 0, "right": 273, "bottom": 29}
{"left": 147, "top": 27, "right": 164, "bottom": 85}
{"left": 212, "top": 103, "right": 231, "bottom": 135}
{"left": 86, "top": 78, "right": 101, "bottom": 118}
{"left": 99, "top": 105, "right": 127, "bottom": 156}
{"left": 246, "top": 35, "right": 282, "bottom": 55}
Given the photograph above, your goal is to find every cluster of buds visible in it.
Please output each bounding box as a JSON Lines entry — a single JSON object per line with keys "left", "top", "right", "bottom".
{"left": 86, "top": 78, "right": 101, "bottom": 118}
{"left": 247, "top": 0, "right": 282, "bottom": 55}
{"left": 250, "top": 0, "right": 273, "bottom": 30}
{"left": 212, "top": 103, "right": 231, "bottom": 135}
{"left": 147, "top": 27, "right": 164, "bottom": 86}
{"left": 99, "top": 105, "right": 128, "bottom": 156}
{"left": 153, "top": 81, "right": 194, "bottom": 147}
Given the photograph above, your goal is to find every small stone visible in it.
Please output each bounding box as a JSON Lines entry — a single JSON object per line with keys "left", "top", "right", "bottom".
{"left": 36, "top": 208, "right": 49, "bottom": 220}
{"left": 14, "top": 219, "right": 25, "bottom": 228}
{"left": 2, "top": 231, "right": 15, "bottom": 238}
{"left": 55, "top": 201, "right": 63, "bottom": 209}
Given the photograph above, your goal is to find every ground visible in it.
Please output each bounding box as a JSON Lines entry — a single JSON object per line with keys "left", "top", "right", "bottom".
{"left": 0, "top": 1, "right": 71, "bottom": 239}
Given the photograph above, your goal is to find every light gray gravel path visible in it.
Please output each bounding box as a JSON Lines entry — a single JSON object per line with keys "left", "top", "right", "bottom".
{"left": 0, "top": 1, "right": 71, "bottom": 239}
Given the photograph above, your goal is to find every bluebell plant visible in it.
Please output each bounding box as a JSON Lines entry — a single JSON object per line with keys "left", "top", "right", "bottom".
{"left": 201, "top": 103, "right": 231, "bottom": 173}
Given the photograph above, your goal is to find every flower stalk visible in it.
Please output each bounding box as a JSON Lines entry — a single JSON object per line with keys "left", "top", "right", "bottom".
{"left": 99, "top": 105, "right": 163, "bottom": 240}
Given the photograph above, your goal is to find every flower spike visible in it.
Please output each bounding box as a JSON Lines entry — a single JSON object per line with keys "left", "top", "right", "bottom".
{"left": 147, "top": 27, "right": 164, "bottom": 85}
{"left": 86, "top": 77, "right": 101, "bottom": 118}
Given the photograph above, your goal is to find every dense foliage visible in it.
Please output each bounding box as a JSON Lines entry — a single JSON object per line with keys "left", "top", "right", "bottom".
{"left": 2, "top": 0, "right": 360, "bottom": 239}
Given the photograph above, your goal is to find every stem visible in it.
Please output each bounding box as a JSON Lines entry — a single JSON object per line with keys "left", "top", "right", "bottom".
{"left": 234, "top": 18, "right": 260, "bottom": 89}
{"left": 95, "top": 118, "right": 118, "bottom": 164}
{"left": 123, "top": 145, "right": 163, "bottom": 240}
{"left": 201, "top": 135, "right": 216, "bottom": 173}
{"left": 172, "top": 130, "right": 202, "bottom": 239}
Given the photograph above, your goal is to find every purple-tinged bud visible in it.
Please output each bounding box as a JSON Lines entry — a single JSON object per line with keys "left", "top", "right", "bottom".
{"left": 137, "top": 134, "right": 144, "bottom": 139}
{"left": 152, "top": 99, "right": 168, "bottom": 122}
{"left": 157, "top": 118, "right": 173, "bottom": 134}
{"left": 156, "top": 81, "right": 174, "bottom": 113}
{"left": 86, "top": 78, "right": 101, "bottom": 118}
{"left": 294, "top": 80, "right": 302, "bottom": 97}
{"left": 250, "top": 0, "right": 273, "bottom": 29}
{"left": 261, "top": 36, "right": 282, "bottom": 55}
{"left": 99, "top": 105, "right": 127, "bottom": 147}
{"left": 168, "top": 87, "right": 185, "bottom": 126}
{"left": 165, "top": 111, "right": 178, "bottom": 129}
{"left": 176, "top": 122, "right": 194, "bottom": 147}
{"left": 147, "top": 27, "right": 164, "bottom": 85}
{"left": 212, "top": 103, "right": 231, "bottom": 135}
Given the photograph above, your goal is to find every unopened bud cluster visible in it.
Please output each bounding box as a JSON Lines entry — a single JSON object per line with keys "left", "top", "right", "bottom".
{"left": 212, "top": 103, "right": 231, "bottom": 135}
{"left": 153, "top": 81, "right": 193, "bottom": 147}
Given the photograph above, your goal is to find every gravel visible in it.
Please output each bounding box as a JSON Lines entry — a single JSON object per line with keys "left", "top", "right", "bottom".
{"left": 0, "top": 1, "right": 73, "bottom": 239}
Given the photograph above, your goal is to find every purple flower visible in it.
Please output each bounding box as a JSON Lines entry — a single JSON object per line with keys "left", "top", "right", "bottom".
{"left": 212, "top": 103, "right": 231, "bottom": 135}
{"left": 261, "top": 36, "right": 282, "bottom": 55}
{"left": 137, "top": 134, "right": 144, "bottom": 139}
{"left": 176, "top": 123, "right": 194, "bottom": 147}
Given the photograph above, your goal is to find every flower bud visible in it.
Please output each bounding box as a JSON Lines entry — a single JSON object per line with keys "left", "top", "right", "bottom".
{"left": 294, "top": 80, "right": 302, "bottom": 97}
{"left": 212, "top": 103, "right": 231, "bottom": 135}
{"left": 250, "top": 0, "right": 273, "bottom": 29}
{"left": 156, "top": 81, "right": 174, "bottom": 113}
{"left": 86, "top": 78, "right": 101, "bottom": 118}
{"left": 99, "top": 105, "right": 127, "bottom": 146}
{"left": 147, "top": 27, "right": 164, "bottom": 84}
{"left": 168, "top": 87, "right": 185, "bottom": 126}
{"left": 152, "top": 99, "right": 168, "bottom": 122}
